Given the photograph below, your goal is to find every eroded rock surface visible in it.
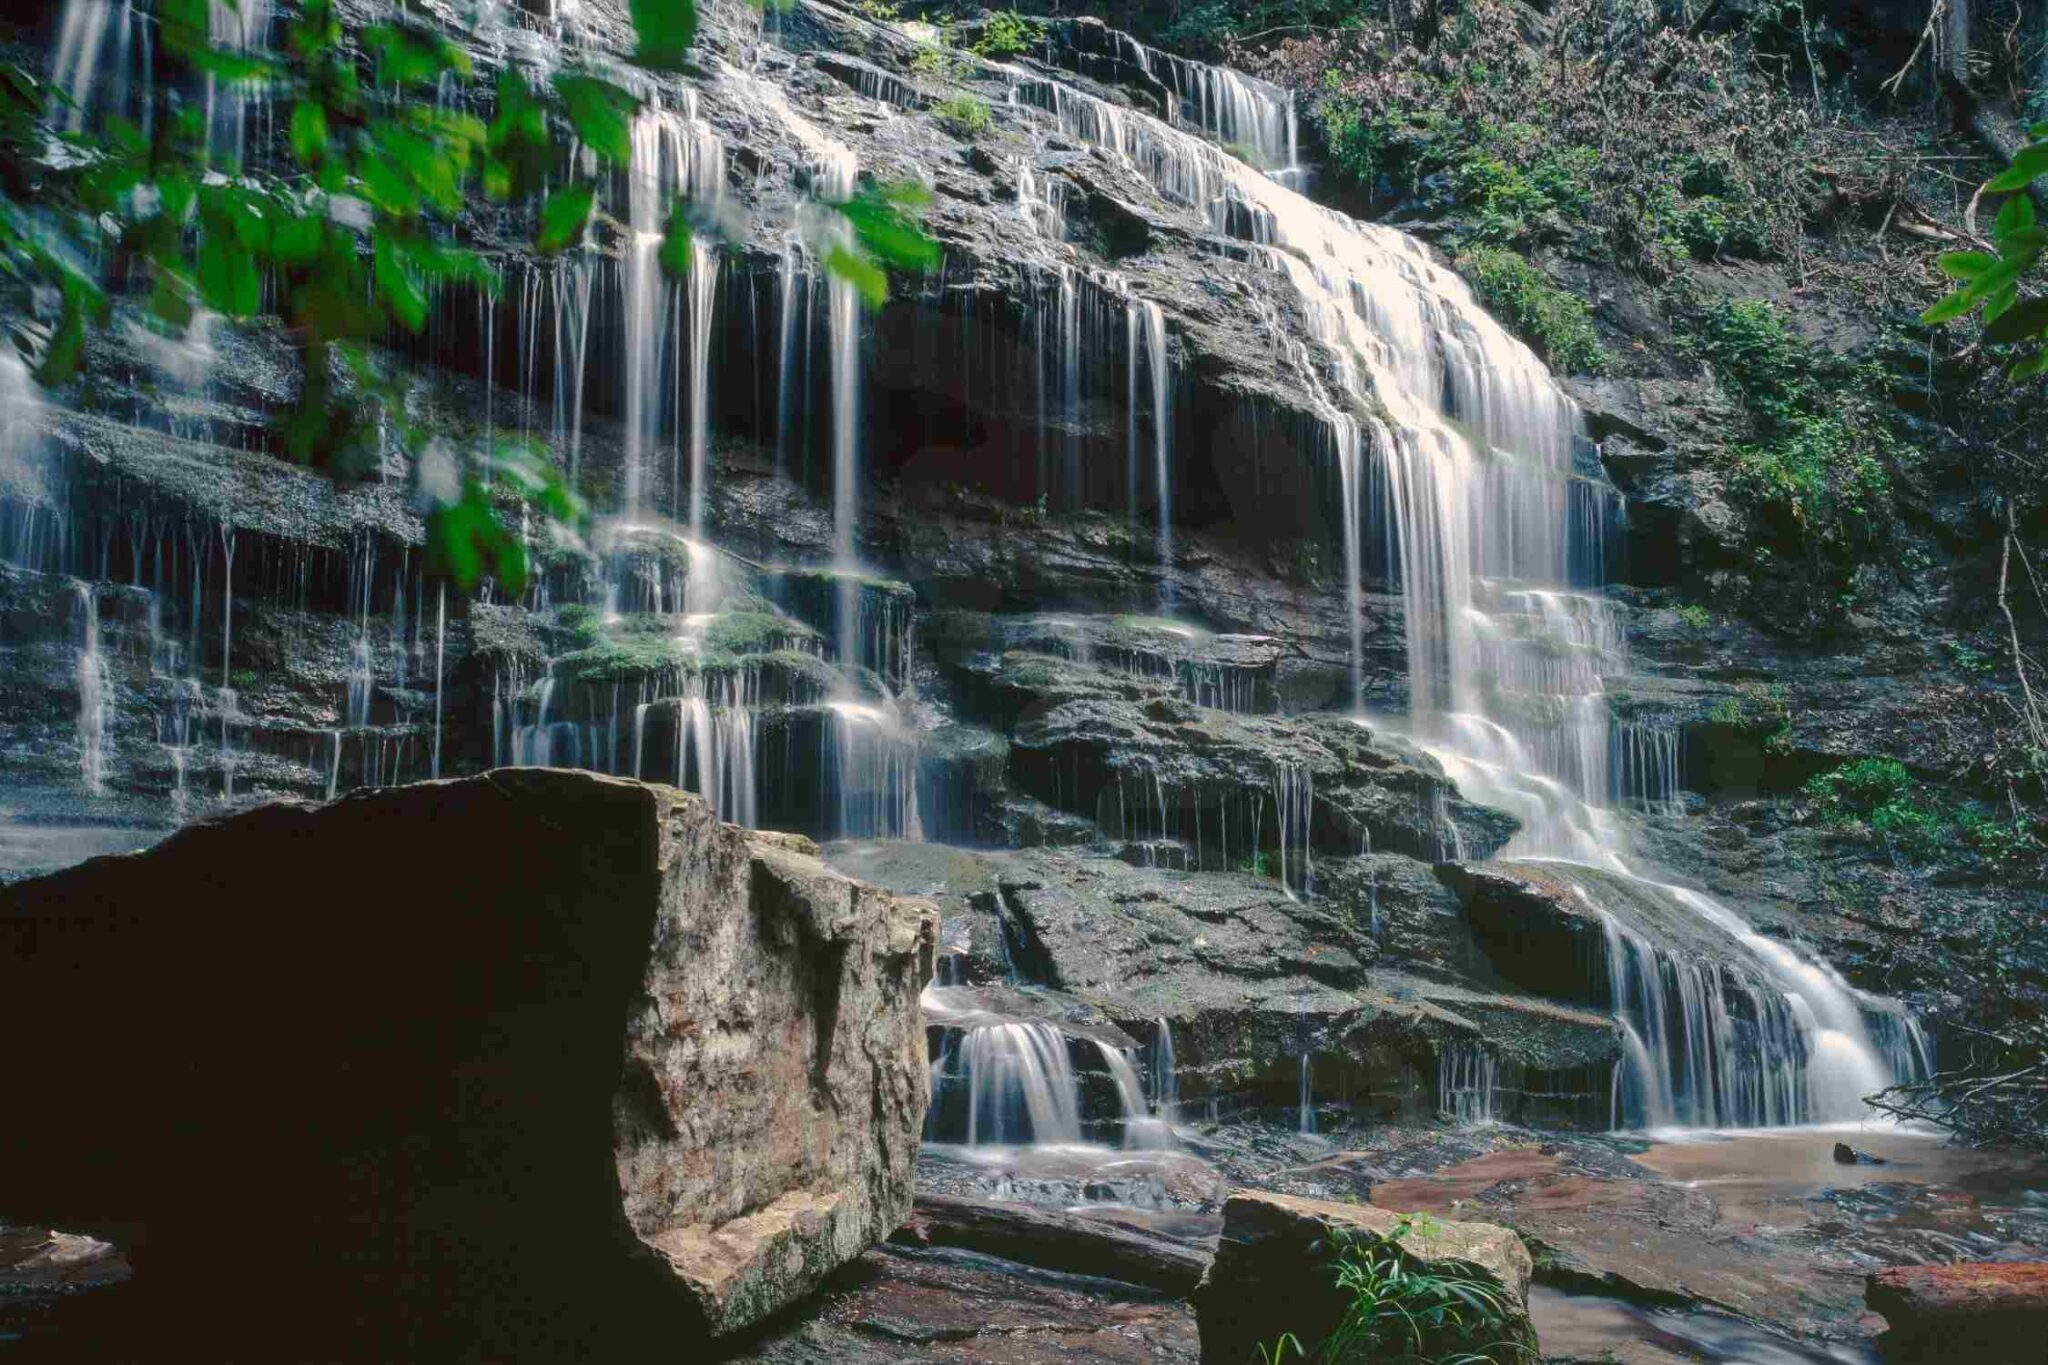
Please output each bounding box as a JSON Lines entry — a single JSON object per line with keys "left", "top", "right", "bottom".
{"left": 0, "top": 769, "right": 937, "bottom": 1356}
{"left": 1193, "top": 1189, "right": 1533, "bottom": 1365}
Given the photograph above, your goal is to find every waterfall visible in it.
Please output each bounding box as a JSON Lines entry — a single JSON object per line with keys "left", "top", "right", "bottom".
{"left": 73, "top": 582, "right": 107, "bottom": 795}
{"left": 685, "top": 236, "right": 719, "bottom": 538}
{"left": 936, "top": 1021, "right": 1085, "bottom": 1146}
{"left": 1125, "top": 298, "right": 1171, "bottom": 587}
{"left": 1438, "top": 1042, "right": 1500, "bottom": 1123}
{"left": 999, "top": 39, "right": 1921, "bottom": 1130}
{"left": 1150, "top": 1018, "right": 1178, "bottom": 1123}
{"left": 1297, "top": 1051, "right": 1315, "bottom": 1134}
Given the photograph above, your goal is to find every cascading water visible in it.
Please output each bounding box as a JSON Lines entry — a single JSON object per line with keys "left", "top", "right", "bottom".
{"left": 73, "top": 581, "right": 108, "bottom": 795}
{"left": 999, "top": 28, "right": 1925, "bottom": 1129}
{"left": 1438, "top": 1042, "right": 1500, "bottom": 1124}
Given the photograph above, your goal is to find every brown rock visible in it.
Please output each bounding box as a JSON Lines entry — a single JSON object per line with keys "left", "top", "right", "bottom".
{"left": 1192, "top": 1189, "right": 1534, "bottom": 1365}
{"left": 1866, "top": 1263, "right": 2048, "bottom": 1363}
{"left": 0, "top": 770, "right": 937, "bottom": 1358}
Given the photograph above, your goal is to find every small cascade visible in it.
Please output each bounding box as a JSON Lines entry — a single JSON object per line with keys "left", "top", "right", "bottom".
{"left": 1612, "top": 722, "right": 1683, "bottom": 814}
{"left": 684, "top": 236, "right": 720, "bottom": 538}
{"left": 1438, "top": 1042, "right": 1501, "bottom": 1123}
{"left": 617, "top": 96, "right": 724, "bottom": 524}
{"left": 73, "top": 581, "right": 108, "bottom": 795}
{"left": 1100, "top": 1043, "right": 1174, "bottom": 1148}
{"left": 1124, "top": 298, "right": 1172, "bottom": 587}
{"left": 1297, "top": 1051, "right": 1315, "bottom": 1134}
{"left": 1150, "top": 1018, "right": 1178, "bottom": 1124}
{"left": 933, "top": 1021, "right": 1085, "bottom": 1146}
{"left": 1273, "top": 761, "right": 1314, "bottom": 898}
{"left": 203, "top": 0, "right": 273, "bottom": 167}
{"left": 828, "top": 699, "right": 921, "bottom": 840}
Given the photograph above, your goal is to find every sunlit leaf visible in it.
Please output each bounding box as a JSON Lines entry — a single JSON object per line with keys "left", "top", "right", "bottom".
{"left": 630, "top": 0, "right": 699, "bottom": 71}
{"left": 1985, "top": 146, "right": 2048, "bottom": 193}
{"left": 290, "top": 100, "right": 328, "bottom": 165}
{"left": 554, "top": 73, "right": 637, "bottom": 164}
{"left": 536, "top": 184, "right": 596, "bottom": 254}
{"left": 1995, "top": 192, "right": 2036, "bottom": 238}
{"left": 1983, "top": 295, "right": 2048, "bottom": 345}
{"left": 824, "top": 243, "right": 888, "bottom": 307}
{"left": 1935, "top": 251, "right": 1995, "bottom": 280}
{"left": 659, "top": 203, "right": 693, "bottom": 278}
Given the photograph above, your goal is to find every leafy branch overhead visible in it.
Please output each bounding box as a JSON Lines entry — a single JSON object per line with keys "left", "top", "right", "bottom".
{"left": 0, "top": 0, "right": 937, "bottom": 593}
{"left": 1926, "top": 121, "right": 2048, "bottom": 380}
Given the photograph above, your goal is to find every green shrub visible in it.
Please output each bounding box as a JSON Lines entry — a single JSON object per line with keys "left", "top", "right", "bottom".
{"left": 1456, "top": 246, "right": 1608, "bottom": 375}
{"left": 1728, "top": 414, "right": 1892, "bottom": 537}
{"left": 1804, "top": 757, "right": 1913, "bottom": 808}
{"left": 1674, "top": 603, "right": 1712, "bottom": 630}
{"left": 1314, "top": 1217, "right": 1529, "bottom": 1364}
{"left": 1687, "top": 299, "right": 1814, "bottom": 420}
{"left": 970, "top": 10, "right": 1043, "bottom": 58}
{"left": 932, "top": 94, "right": 992, "bottom": 137}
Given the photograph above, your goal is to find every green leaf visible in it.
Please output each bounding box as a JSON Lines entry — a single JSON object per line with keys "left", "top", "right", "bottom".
{"left": 1985, "top": 146, "right": 2048, "bottom": 193}
{"left": 1982, "top": 295, "right": 2048, "bottom": 345}
{"left": 364, "top": 22, "right": 472, "bottom": 87}
{"left": 1936, "top": 250, "right": 1997, "bottom": 280}
{"left": 536, "top": 184, "right": 596, "bottom": 254}
{"left": 1921, "top": 287, "right": 1979, "bottom": 325}
{"left": 1985, "top": 283, "right": 2018, "bottom": 323}
{"left": 1995, "top": 192, "right": 2036, "bottom": 238}
{"left": 2009, "top": 347, "right": 2048, "bottom": 380}
{"left": 1998, "top": 225, "right": 2048, "bottom": 262}
{"left": 837, "top": 179, "right": 942, "bottom": 273}
{"left": 659, "top": 203, "right": 694, "bottom": 278}
{"left": 33, "top": 271, "right": 94, "bottom": 388}
{"left": 290, "top": 101, "right": 329, "bottom": 166}
{"left": 1921, "top": 258, "right": 2022, "bottom": 325}
{"left": 630, "top": 0, "right": 699, "bottom": 71}
{"left": 198, "top": 231, "right": 262, "bottom": 316}
{"left": 553, "top": 73, "right": 637, "bottom": 164}
{"left": 374, "top": 237, "right": 429, "bottom": 331}
{"left": 823, "top": 244, "right": 888, "bottom": 307}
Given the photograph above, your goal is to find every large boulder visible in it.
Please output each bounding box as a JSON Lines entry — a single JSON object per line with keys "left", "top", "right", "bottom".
{"left": 1866, "top": 1263, "right": 2048, "bottom": 1363}
{"left": 0, "top": 769, "right": 938, "bottom": 1358}
{"left": 1192, "top": 1190, "right": 1533, "bottom": 1365}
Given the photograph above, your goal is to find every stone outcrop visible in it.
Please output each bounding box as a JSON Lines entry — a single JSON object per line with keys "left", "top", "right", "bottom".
{"left": 1192, "top": 1189, "right": 1534, "bottom": 1365}
{"left": 1866, "top": 1263, "right": 2048, "bottom": 1363}
{"left": 0, "top": 769, "right": 938, "bottom": 1357}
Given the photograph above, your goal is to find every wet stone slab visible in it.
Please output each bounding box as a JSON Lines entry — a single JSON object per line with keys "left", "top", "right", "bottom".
{"left": 729, "top": 1244, "right": 1200, "bottom": 1364}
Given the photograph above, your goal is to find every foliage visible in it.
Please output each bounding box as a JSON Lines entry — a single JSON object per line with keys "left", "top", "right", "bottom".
{"left": 1922, "top": 122, "right": 2048, "bottom": 381}
{"left": 1301, "top": 1217, "right": 1528, "bottom": 1364}
{"left": 0, "top": 0, "right": 937, "bottom": 593}
{"left": 932, "top": 93, "right": 993, "bottom": 138}
{"left": 1674, "top": 603, "right": 1712, "bottom": 630}
{"left": 1454, "top": 246, "right": 1607, "bottom": 374}
{"left": 969, "top": 11, "right": 1045, "bottom": 59}
{"left": 1271, "top": 0, "right": 1812, "bottom": 278}
{"left": 1683, "top": 299, "right": 1899, "bottom": 554}
{"left": 1805, "top": 756, "right": 2042, "bottom": 861}
{"left": 1706, "top": 682, "right": 1792, "bottom": 752}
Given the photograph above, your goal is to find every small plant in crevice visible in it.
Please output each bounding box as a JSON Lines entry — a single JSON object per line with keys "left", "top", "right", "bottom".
{"left": 1303, "top": 1217, "right": 1531, "bottom": 1364}
{"left": 932, "top": 93, "right": 992, "bottom": 138}
{"left": 1804, "top": 757, "right": 2042, "bottom": 861}
{"left": 1674, "top": 603, "right": 1713, "bottom": 630}
{"left": 1681, "top": 297, "right": 1903, "bottom": 560}
{"left": 969, "top": 10, "right": 1044, "bottom": 59}
{"left": 1455, "top": 246, "right": 1607, "bottom": 375}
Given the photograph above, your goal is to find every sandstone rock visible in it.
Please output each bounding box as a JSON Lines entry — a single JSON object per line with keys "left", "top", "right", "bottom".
{"left": 893, "top": 1193, "right": 1216, "bottom": 1295}
{"left": 1192, "top": 1189, "right": 1534, "bottom": 1365}
{"left": 1866, "top": 1263, "right": 2048, "bottom": 1363}
{"left": 0, "top": 770, "right": 937, "bottom": 1357}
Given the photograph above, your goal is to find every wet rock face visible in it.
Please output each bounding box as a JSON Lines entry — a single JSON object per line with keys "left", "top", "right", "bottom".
{"left": 1866, "top": 1263, "right": 2048, "bottom": 1364}
{"left": 1192, "top": 1190, "right": 1533, "bottom": 1365}
{"left": 0, "top": 770, "right": 937, "bottom": 1355}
